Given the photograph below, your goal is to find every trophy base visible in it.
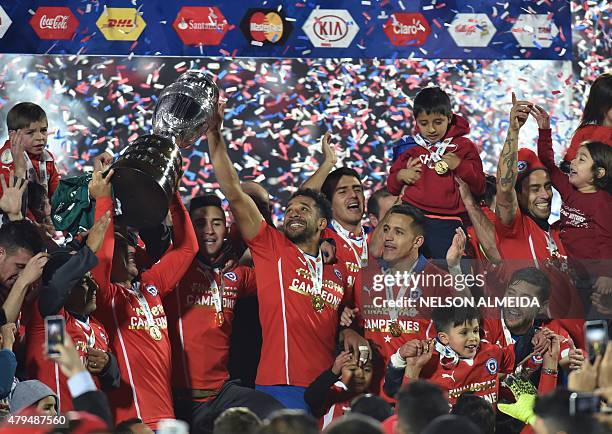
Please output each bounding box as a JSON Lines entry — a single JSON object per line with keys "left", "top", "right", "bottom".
{"left": 111, "top": 166, "right": 170, "bottom": 229}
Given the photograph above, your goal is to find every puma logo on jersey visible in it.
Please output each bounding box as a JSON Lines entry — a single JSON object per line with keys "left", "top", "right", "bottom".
{"left": 441, "top": 372, "right": 456, "bottom": 381}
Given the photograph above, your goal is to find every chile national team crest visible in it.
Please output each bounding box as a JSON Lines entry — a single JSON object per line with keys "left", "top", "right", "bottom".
{"left": 224, "top": 272, "right": 237, "bottom": 282}
{"left": 145, "top": 284, "right": 158, "bottom": 297}
{"left": 334, "top": 268, "right": 343, "bottom": 281}
{"left": 485, "top": 357, "right": 498, "bottom": 375}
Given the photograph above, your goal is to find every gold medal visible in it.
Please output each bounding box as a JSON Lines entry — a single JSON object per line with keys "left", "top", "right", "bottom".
{"left": 149, "top": 325, "right": 162, "bottom": 341}
{"left": 434, "top": 160, "right": 449, "bottom": 175}
{"left": 388, "top": 321, "right": 403, "bottom": 338}
{"left": 312, "top": 294, "right": 325, "bottom": 313}
{"left": 215, "top": 311, "right": 224, "bottom": 327}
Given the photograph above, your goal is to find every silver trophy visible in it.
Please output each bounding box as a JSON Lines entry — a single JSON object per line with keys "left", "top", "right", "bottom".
{"left": 110, "top": 70, "right": 219, "bottom": 228}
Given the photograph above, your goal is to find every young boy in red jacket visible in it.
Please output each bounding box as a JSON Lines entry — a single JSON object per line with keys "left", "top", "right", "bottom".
{"left": 387, "top": 87, "right": 485, "bottom": 261}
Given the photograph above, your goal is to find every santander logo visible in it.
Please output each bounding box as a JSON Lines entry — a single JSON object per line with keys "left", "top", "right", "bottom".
{"left": 30, "top": 7, "right": 79, "bottom": 40}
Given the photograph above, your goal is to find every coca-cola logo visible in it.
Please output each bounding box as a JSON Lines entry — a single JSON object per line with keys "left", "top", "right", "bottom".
{"left": 30, "top": 7, "right": 79, "bottom": 40}
{"left": 40, "top": 15, "right": 69, "bottom": 29}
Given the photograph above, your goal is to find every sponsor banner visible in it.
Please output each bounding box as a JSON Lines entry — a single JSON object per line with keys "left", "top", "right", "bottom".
{"left": 96, "top": 7, "right": 146, "bottom": 41}
{"left": 240, "top": 8, "right": 293, "bottom": 46}
{"left": 173, "top": 6, "right": 229, "bottom": 46}
{"left": 30, "top": 6, "right": 79, "bottom": 40}
{"left": 383, "top": 12, "right": 431, "bottom": 46}
{"left": 302, "top": 9, "right": 359, "bottom": 48}
{"left": 0, "top": 1, "right": 571, "bottom": 60}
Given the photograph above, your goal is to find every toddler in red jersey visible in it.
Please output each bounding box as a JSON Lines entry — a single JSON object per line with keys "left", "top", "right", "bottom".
{"left": 384, "top": 306, "right": 514, "bottom": 407}
{"left": 387, "top": 87, "right": 485, "bottom": 262}
{"left": 304, "top": 349, "right": 374, "bottom": 429}
{"left": 532, "top": 105, "right": 612, "bottom": 307}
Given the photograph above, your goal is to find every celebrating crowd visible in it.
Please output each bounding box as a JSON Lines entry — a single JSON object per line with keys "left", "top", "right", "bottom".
{"left": 0, "top": 71, "right": 611, "bottom": 434}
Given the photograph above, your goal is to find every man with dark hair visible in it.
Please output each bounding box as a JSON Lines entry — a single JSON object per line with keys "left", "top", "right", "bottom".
{"left": 494, "top": 94, "right": 582, "bottom": 322}
{"left": 451, "top": 394, "right": 495, "bottom": 434}
{"left": 0, "top": 219, "right": 47, "bottom": 325}
{"left": 207, "top": 106, "right": 365, "bottom": 411}
{"left": 367, "top": 188, "right": 397, "bottom": 229}
{"left": 396, "top": 380, "right": 449, "bottom": 434}
{"left": 345, "top": 203, "right": 462, "bottom": 400}
{"left": 421, "top": 415, "right": 483, "bottom": 434}
{"left": 532, "top": 389, "right": 601, "bottom": 434}
{"left": 166, "top": 193, "right": 282, "bottom": 434}
{"left": 349, "top": 394, "right": 393, "bottom": 422}
{"left": 115, "top": 417, "right": 154, "bottom": 434}
{"left": 326, "top": 414, "right": 383, "bottom": 434}
{"left": 256, "top": 410, "right": 318, "bottom": 434}
{"left": 213, "top": 407, "right": 262, "bottom": 434}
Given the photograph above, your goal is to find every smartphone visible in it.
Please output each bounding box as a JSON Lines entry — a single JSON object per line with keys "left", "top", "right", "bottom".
{"left": 358, "top": 345, "right": 370, "bottom": 366}
{"left": 585, "top": 320, "right": 608, "bottom": 363}
{"left": 569, "top": 392, "right": 602, "bottom": 416}
{"left": 45, "top": 315, "right": 65, "bottom": 356}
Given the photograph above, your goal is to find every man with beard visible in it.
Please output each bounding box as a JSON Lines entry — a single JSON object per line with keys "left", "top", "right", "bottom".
{"left": 89, "top": 169, "right": 198, "bottom": 429}
{"left": 482, "top": 267, "right": 584, "bottom": 379}
{"left": 207, "top": 106, "right": 366, "bottom": 411}
{"left": 25, "top": 211, "right": 121, "bottom": 411}
{"left": 165, "top": 194, "right": 282, "bottom": 434}
{"left": 494, "top": 94, "right": 583, "bottom": 328}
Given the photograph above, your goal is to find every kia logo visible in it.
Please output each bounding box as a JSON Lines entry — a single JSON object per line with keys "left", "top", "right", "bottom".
{"left": 313, "top": 15, "right": 348, "bottom": 42}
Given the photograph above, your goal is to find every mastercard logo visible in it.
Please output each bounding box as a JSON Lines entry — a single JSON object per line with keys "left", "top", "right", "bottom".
{"left": 240, "top": 9, "right": 292, "bottom": 46}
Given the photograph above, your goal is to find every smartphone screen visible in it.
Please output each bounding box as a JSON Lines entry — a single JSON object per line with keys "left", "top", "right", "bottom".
{"left": 585, "top": 320, "right": 608, "bottom": 363}
{"left": 569, "top": 392, "right": 602, "bottom": 416}
{"left": 45, "top": 315, "right": 65, "bottom": 356}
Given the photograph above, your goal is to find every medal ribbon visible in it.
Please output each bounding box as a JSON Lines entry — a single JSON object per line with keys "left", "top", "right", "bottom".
{"left": 331, "top": 219, "right": 368, "bottom": 268}
{"left": 128, "top": 283, "right": 157, "bottom": 331}
{"left": 382, "top": 259, "right": 419, "bottom": 322}
{"left": 22, "top": 150, "right": 51, "bottom": 194}
{"left": 299, "top": 248, "right": 324, "bottom": 300}
{"left": 75, "top": 317, "right": 96, "bottom": 348}
{"left": 201, "top": 265, "right": 225, "bottom": 317}
{"left": 412, "top": 135, "right": 454, "bottom": 168}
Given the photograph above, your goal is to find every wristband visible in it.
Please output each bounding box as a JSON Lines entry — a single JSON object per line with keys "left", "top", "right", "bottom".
{"left": 542, "top": 368, "right": 558, "bottom": 376}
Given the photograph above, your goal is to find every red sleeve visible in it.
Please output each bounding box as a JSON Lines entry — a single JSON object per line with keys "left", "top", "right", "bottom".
{"left": 47, "top": 161, "right": 60, "bottom": 197}
{"left": 239, "top": 266, "right": 257, "bottom": 298}
{"left": 564, "top": 128, "right": 587, "bottom": 162}
{"left": 500, "top": 344, "right": 516, "bottom": 374}
{"left": 91, "top": 195, "right": 117, "bottom": 306}
{"left": 141, "top": 192, "right": 198, "bottom": 297}
{"left": 454, "top": 139, "right": 486, "bottom": 196}
{"left": 537, "top": 371, "right": 557, "bottom": 395}
{"left": 537, "top": 129, "right": 572, "bottom": 197}
{"left": 245, "top": 220, "right": 280, "bottom": 258}
{"left": 495, "top": 206, "right": 523, "bottom": 240}
{"left": 596, "top": 200, "right": 612, "bottom": 272}
{"left": 387, "top": 151, "right": 410, "bottom": 196}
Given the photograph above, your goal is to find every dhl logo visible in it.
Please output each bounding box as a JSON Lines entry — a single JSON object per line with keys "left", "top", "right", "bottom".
{"left": 96, "top": 8, "right": 146, "bottom": 41}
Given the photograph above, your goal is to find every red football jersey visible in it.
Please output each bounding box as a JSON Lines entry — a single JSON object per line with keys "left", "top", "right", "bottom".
{"left": 323, "top": 222, "right": 369, "bottom": 294}
{"left": 357, "top": 256, "right": 452, "bottom": 398}
{"left": 495, "top": 209, "right": 583, "bottom": 318}
{"left": 0, "top": 140, "right": 60, "bottom": 197}
{"left": 25, "top": 305, "right": 110, "bottom": 411}
{"left": 91, "top": 195, "right": 197, "bottom": 428}
{"left": 406, "top": 341, "right": 515, "bottom": 407}
{"left": 319, "top": 382, "right": 351, "bottom": 430}
{"left": 165, "top": 261, "right": 257, "bottom": 396}
{"left": 246, "top": 222, "right": 350, "bottom": 387}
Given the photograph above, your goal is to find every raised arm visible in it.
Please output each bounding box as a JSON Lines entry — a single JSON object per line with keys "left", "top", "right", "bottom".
{"left": 142, "top": 192, "right": 197, "bottom": 295}
{"left": 302, "top": 132, "right": 336, "bottom": 191}
{"left": 496, "top": 93, "right": 530, "bottom": 227}
{"left": 207, "top": 104, "right": 263, "bottom": 241}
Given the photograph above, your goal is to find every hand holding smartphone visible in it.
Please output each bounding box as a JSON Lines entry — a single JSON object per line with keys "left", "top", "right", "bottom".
{"left": 45, "top": 315, "right": 65, "bottom": 357}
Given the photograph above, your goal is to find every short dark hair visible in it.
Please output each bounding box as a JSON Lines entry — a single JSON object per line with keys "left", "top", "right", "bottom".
{"left": 325, "top": 414, "right": 383, "bottom": 434}
{"left": 349, "top": 394, "right": 393, "bottom": 422}
{"left": 0, "top": 220, "right": 44, "bottom": 256}
{"left": 508, "top": 267, "right": 550, "bottom": 303}
{"left": 27, "top": 182, "right": 49, "bottom": 223}
{"left": 474, "top": 175, "right": 497, "bottom": 208}
{"left": 213, "top": 407, "right": 262, "bottom": 434}
{"left": 422, "top": 415, "right": 483, "bottom": 434}
{"left": 367, "top": 188, "right": 393, "bottom": 219}
{"left": 413, "top": 87, "right": 452, "bottom": 119}
{"left": 189, "top": 193, "right": 224, "bottom": 215}
{"left": 256, "top": 410, "right": 318, "bottom": 434}
{"left": 388, "top": 203, "right": 426, "bottom": 236}
{"left": 288, "top": 188, "right": 332, "bottom": 223}
{"left": 432, "top": 306, "right": 481, "bottom": 334}
{"left": 7, "top": 102, "right": 47, "bottom": 131}
{"left": 115, "top": 418, "right": 145, "bottom": 434}
{"left": 321, "top": 167, "right": 362, "bottom": 202}
{"left": 451, "top": 394, "right": 495, "bottom": 434}
{"left": 533, "top": 389, "right": 601, "bottom": 434}
{"left": 583, "top": 141, "right": 612, "bottom": 194}
{"left": 397, "top": 380, "right": 449, "bottom": 434}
